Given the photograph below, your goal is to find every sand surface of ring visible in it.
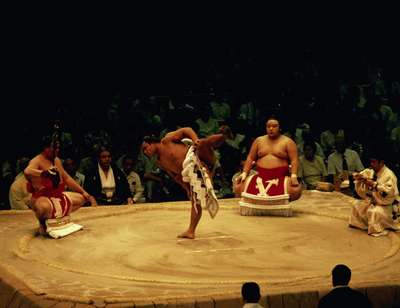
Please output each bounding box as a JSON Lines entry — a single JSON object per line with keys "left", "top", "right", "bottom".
{"left": 0, "top": 191, "right": 399, "bottom": 303}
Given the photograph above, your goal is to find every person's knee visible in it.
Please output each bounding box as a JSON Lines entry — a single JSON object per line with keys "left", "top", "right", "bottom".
{"left": 233, "top": 182, "right": 244, "bottom": 197}
{"left": 289, "top": 186, "right": 302, "bottom": 201}
{"left": 32, "top": 199, "right": 52, "bottom": 218}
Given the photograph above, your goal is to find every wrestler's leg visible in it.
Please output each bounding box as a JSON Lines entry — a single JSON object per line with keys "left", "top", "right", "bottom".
{"left": 287, "top": 177, "right": 302, "bottom": 201}
{"left": 31, "top": 197, "right": 53, "bottom": 235}
{"left": 174, "top": 180, "right": 202, "bottom": 239}
{"left": 233, "top": 180, "right": 246, "bottom": 197}
{"left": 64, "top": 191, "right": 86, "bottom": 213}
{"left": 196, "top": 134, "right": 224, "bottom": 175}
{"left": 178, "top": 193, "right": 202, "bottom": 239}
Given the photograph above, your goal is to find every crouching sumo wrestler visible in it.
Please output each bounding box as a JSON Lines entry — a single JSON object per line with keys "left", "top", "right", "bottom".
{"left": 24, "top": 136, "right": 97, "bottom": 238}
{"left": 235, "top": 116, "right": 302, "bottom": 216}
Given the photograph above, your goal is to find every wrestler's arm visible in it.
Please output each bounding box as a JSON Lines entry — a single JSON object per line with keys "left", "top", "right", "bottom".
{"left": 55, "top": 159, "right": 93, "bottom": 201}
{"left": 238, "top": 138, "right": 258, "bottom": 182}
{"left": 24, "top": 158, "right": 42, "bottom": 179}
{"left": 163, "top": 127, "right": 200, "bottom": 145}
{"left": 287, "top": 138, "right": 300, "bottom": 186}
{"left": 203, "top": 133, "right": 225, "bottom": 148}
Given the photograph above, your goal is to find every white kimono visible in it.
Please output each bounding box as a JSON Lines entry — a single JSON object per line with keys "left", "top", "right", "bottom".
{"left": 349, "top": 165, "right": 400, "bottom": 236}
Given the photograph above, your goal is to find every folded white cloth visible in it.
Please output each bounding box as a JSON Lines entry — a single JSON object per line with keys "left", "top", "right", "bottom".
{"left": 45, "top": 216, "right": 83, "bottom": 239}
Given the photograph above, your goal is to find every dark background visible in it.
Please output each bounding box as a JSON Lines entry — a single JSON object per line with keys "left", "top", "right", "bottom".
{"left": 3, "top": 4, "right": 399, "bottom": 133}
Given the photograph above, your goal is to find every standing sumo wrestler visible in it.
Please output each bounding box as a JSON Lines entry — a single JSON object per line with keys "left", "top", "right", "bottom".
{"left": 142, "top": 127, "right": 224, "bottom": 239}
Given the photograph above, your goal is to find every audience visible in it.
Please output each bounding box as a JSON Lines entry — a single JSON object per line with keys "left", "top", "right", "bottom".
{"left": 298, "top": 140, "right": 328, "bottom": 189}
{"left": 8, "top": 157, "right": 31, "bottom": 210}
{"left": 84, "top": 147, "right": 133, "bottom": 205}
{"left": 318, "top": 264, "right": 371, "bottom": 308}
{"left": 121, "top": 156, "right": 145, "bottom": 203}
{"left": 195, "top": 106, "right": 220, "bottom": 138}
{"left": 327, "top": 136, "right": 364, "bottom": 193}
{"left": 0, "top": 52, "right": 399, "bottom": 208}
{"left": 63, "top": 157, "right": 85, "bottom": 190}
{"left": 241, "top": 282, "right": 264, "bottom": 308}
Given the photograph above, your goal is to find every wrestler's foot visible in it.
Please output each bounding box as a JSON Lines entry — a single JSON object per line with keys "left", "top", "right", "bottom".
{"left": 177, "top": 231, "right": 195, "bottom": 239}
{"left": 37, "top": 225, "right": 47, "bottom": 236}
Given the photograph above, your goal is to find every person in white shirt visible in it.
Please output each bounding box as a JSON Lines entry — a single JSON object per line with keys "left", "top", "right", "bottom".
{"left": 327, "top": 137, "right": 364, "bottom": 191}
{"left": 63, "top": 157, "right": 85, "bottom": 190}
{"left": 298, "top": 141, "right": 328, "bottom": 189}
{"left": 121, "top": 156, "right": 145, "bottom": 203}
{"left": 349, "top": 145, "right": 400, "bottom": 236}
{"left": 241, "top": 282, "right": 264, "bottom": 308}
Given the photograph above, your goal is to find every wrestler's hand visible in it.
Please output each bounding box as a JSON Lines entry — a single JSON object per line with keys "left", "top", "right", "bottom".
{"left": 290, "top": 176, "right": 299, "bottom": 187}
{"left": 41, "top": 168, "right": 60, "bottom": 188}
{"left": 237, "top": 172, "right": 248, "bottom": 183}
{"left": 82, "top": 192, "right": 97, "bottom": 207}
{"left": 127, "top": 197, "right": 134, "bottom": 205}
{"left": 193, "top": 139, "right": 201, "bottom": 148}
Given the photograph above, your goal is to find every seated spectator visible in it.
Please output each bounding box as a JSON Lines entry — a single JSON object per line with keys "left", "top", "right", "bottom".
{"left": 195, "top": 106, "right": 219, "bottom": 138}
{"left": 9, "top": 157, "right": 31, "bottom": 210}
{"left": 390, "top": 120, "right": 400, "bottom": 155}
{"left": 210, "top": 97, "right": 231, "bottom": 122}
{"left": 318, "top": 264, "right": 371, "bottom": 308}
{"left": 298, "top": 141, "right": 328, "bottom": 190}
{"left": 78, "top": 144, "right": 99, "bottom": 177}
{"left": 85, "top": 147, "right": 133, "bottom": 205}
{"left": 297, "top": 131, "right": 325, "bottom": 159}
{"left": 320, "top": 121, "right": 345, "bottom": 155}
{"left": 237, "top": 100, "right": 259, "bottom": 129}
{"left": 241, "top": 282, "right": 264, "bottom": 308}
{"left": 121, "top": 155, "right": 145, "bottom": 203}
{"left": 327, "top": 136, "right": 364, "bottom": 192}
{"left": 219, "top": 125, "right": 246, "bottom": 152}
{"left": 1, "top": 158, "right": 14, "bottom": 209}
{"left": 63, "top": 157, "right": 85, "bottom": 190}
{"left": 217, "top": 125, "right": 245, "bottom": 190}
{"left": 294, "top": 122, "right": 311, "bottom": 145}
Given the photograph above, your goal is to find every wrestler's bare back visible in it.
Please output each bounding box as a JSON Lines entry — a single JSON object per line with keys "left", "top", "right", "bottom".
{"left": 253, "top": 135, "right": 294, "bottom": 169}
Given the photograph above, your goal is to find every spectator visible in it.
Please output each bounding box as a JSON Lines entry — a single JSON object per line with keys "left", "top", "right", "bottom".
{"left": 241, "top": 282, "right": 264, "bottom": 308}
{"left": 238, "top": 100, "right": 259, "bottom": 128}
{"left": 318, "top": 264, "right": 371, "bottom": 308}
{"left": 217, "top": 125, "right": 245, "bottom": 188}
{"left": 210, "top": 97, "right": 231, "bottom": 122}
{"left": 320, "top": 120, "right": 345, "bottom": 155}
{"left": 121, "top": 156, "right": 145, "bottom": 203}
{"left": 85, "top": 147, "right": 133, "bottom": 205}
{"left": 195, "top": 106, "right": 219, "bottom": 138}
{"left": 327, "top": 136, "right": 364, "bottom": 192}
{"left": 297, "top": 130, "right": 325, "bottom": 159}
{"left": 63, "top": 157, "right": 85, "bottom": 190}
{"left": 298, "top": 141, "right": 328, "bottom": 190}
{"left": 9, "top": 157, "right": 31, "bottom": 210}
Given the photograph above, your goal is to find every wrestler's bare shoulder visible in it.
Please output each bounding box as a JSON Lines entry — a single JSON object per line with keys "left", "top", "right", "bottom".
{"left": 278, "top": 134, "right": 294, "bottom": 142}
{"left": 28, "top": 155, "right": 43, "bottom": 166}
{"left": 257, "top": 135, "right": 290, "bottom": 142}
